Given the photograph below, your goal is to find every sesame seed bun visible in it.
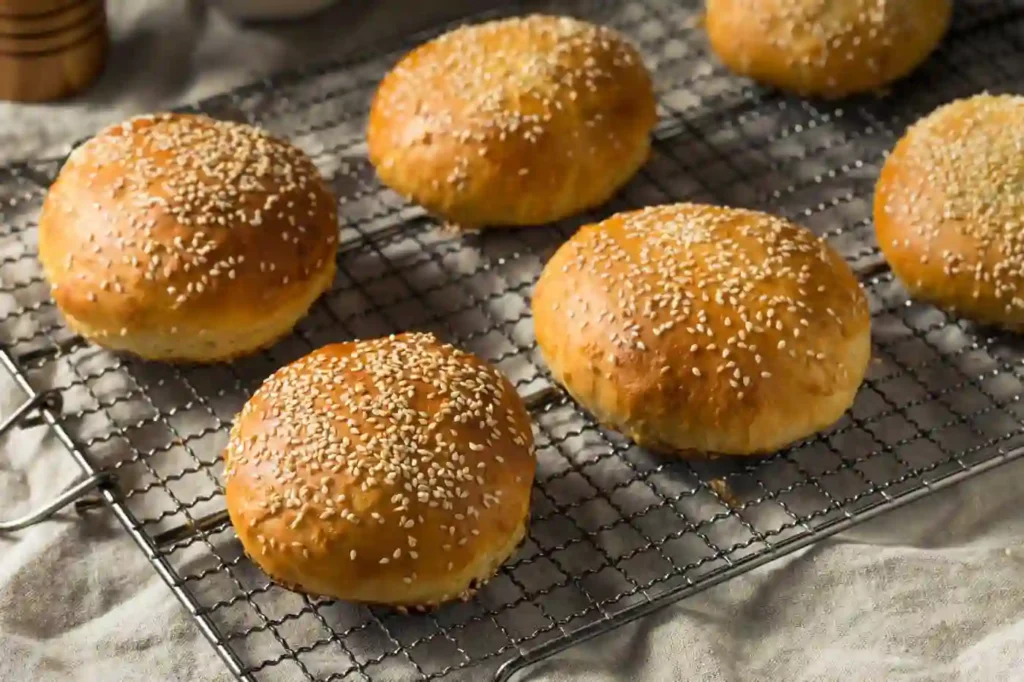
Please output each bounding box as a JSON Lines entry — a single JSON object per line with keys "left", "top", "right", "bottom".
{"left": 532, "top": 204, "right": 871, "bottom": 456}
{"left": 705, "top": 0, "right": 952, "bottom": 98}
{"left": 367, "top": 15, "right": 657, "bottom": 229}
{"left": 38, "top": 113, "right": 338, "bottom": 363}
{"left": 224, "top": 333, "right": 536, "bottom": 607}
{"left": 875, "top": 94, "right": 1024, "bottom": 331}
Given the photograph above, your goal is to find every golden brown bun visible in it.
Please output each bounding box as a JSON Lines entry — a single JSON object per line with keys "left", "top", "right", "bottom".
{"left": 706, "top": 0, "right": 952, "bottom": 98}
{"left": 224, "top": 333, "right": 536, "bottom": 607}
{"left": 367, "top": 15, "right": 657, "bottom": 228}
{"left": 38, "top": 113, "right": 338, "bottom": 362}
{"left": 532, "top": 204, "right": 871, "bottom": 456}
{"left": 875, "top": 94, "right": 1024, "bottom": 330}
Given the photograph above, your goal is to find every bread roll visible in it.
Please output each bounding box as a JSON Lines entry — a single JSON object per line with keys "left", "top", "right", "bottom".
{"left": 705, "top": 0, "right": 953, "bottom": 98}
{"left": 875, "top": 94, "right": 1024, "bottom": 330}
{"left": 368, "top": 14, "right": 657, "bottom": 228}
{"left": 38, "top": 113, "right": 338, "bottom": 362}
{"left": 224, "top": 333, "right": 536, "bottom": 607}
{"left": 532, "top": 203, "right": 871, "bottom": 456}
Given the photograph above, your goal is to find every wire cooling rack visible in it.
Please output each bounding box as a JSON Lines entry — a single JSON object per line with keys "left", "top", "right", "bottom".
{"left": 2, "top": 1, "right": 1024, "bottom": 680}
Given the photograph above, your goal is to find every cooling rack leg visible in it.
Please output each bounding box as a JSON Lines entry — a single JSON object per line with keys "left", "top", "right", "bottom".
{"left": 0, "top": 385, "right": 116, "bottom": 532}
{"left": 0, "top": 390, "right": 53, "bottom": 433}
{"left": 0, "top": 343, "right": 256, "bottom": 678}
{"left": 0, "top": 473, "right": 114, "bottom": 532}
{"left": 0, "top": 348, "right": 119, "bottom": 532}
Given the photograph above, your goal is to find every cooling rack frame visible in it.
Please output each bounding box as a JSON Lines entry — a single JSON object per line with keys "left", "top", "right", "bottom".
{"left": 2, "top": 2, "right": 1024, "bottom": 681}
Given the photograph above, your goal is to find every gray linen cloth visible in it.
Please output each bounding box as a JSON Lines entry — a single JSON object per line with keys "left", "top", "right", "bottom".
{"left": 1, "top": 2, "right": 1023, "bottom": 681}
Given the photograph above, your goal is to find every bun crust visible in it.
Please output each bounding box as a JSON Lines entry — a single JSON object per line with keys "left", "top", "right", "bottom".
{"left": 705, "top": 0, "right": 952, "bottom": 98}
{"left": 38, "top": 113, "right": 338, "bottom": 362}
{"left": 224, "top": 333, "right": 536, "bottom": 607}
{"left": 875, "top": 94, "right": 1024, "bottom": 330}
{"left": 532, "top": 204, "right": 871, "bottom": 456}
{"left": 367, "top": 15, "right": 657, "bottom": 228}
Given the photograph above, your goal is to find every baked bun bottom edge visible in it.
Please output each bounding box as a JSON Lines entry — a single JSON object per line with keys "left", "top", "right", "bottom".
{"left": 61, "top": 263, "right": 336, "bottom": 363}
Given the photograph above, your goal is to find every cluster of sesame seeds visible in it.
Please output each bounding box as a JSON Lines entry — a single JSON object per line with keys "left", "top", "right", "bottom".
{"left": 54, "top": 113, "right": 334, "bottom": 309}
{"left": 376, "top": 15, "right": 642, "bottom": 193}
{"left": 718, "top": 0, "right": 940, "bottom": 87}
{"left": 557, "top": 205, "right": 862, "bottom": 400}
{"left": 881, "top": 94, "right": 1024, "bottom": 313}
{"left": 225, "top": 333, "right": 532, "bottom": 587}
{"left": 759, "top": 0, "right": 896, "bottom": 69}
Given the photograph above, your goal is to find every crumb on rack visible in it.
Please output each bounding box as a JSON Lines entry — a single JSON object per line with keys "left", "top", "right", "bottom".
{"left": 709, "top": 478, "right": 740, "bottom": 508}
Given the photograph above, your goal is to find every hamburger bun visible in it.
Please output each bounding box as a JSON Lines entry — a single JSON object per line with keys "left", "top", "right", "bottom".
{"left": 38, "top": 113, "right": 338, "bottom": 362}
{"left": 875, "top": 93, "right": 1024, "bottom": 330}
{"left": 367, "top": 14, "right": 657, "bottom": 228}
{"left": 705, "top": 0, "right": 953, "bottom": 98}
{"left": 224, "top": 333, "right": 536, "bottom": 608}
{"left": 532, "top": 203, "right": 871, "bottom": 456}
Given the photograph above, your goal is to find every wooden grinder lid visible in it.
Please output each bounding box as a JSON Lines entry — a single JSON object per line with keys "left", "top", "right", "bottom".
{"left": 0, "top": 0, "right": 108, "bottom": 102}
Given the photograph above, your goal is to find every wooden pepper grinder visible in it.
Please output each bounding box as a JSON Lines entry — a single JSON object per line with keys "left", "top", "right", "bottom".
{"left": 0, "top": 0, "right": 108, "bottom": 102}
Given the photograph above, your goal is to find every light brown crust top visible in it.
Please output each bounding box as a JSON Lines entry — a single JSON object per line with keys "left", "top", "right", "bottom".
{"left": 367, "top": 14, "right": 657, "bottom": 228}
{"left": 532, "top": 203, "right": 871, "bottom": 456}
{"left": 224, "top": 333, "right": 536, "bottom": 607}
{"left": 38, "top": 113, "right": 338, "bottom": 361}
{"left": 875, "top": 93, "right": 1024, "bottom": 330}
{"left": 705, "top": 0, "right": 953, "bottom": 98}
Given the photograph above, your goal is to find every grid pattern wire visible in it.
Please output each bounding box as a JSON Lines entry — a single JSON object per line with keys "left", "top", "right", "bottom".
{"left": 1, "top": 1, "right": 1024, "bottom": 681}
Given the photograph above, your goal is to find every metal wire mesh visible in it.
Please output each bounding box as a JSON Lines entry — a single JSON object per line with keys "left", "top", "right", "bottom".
{"left": 2, "top": 1, "right": 1024, "bottom": 680}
